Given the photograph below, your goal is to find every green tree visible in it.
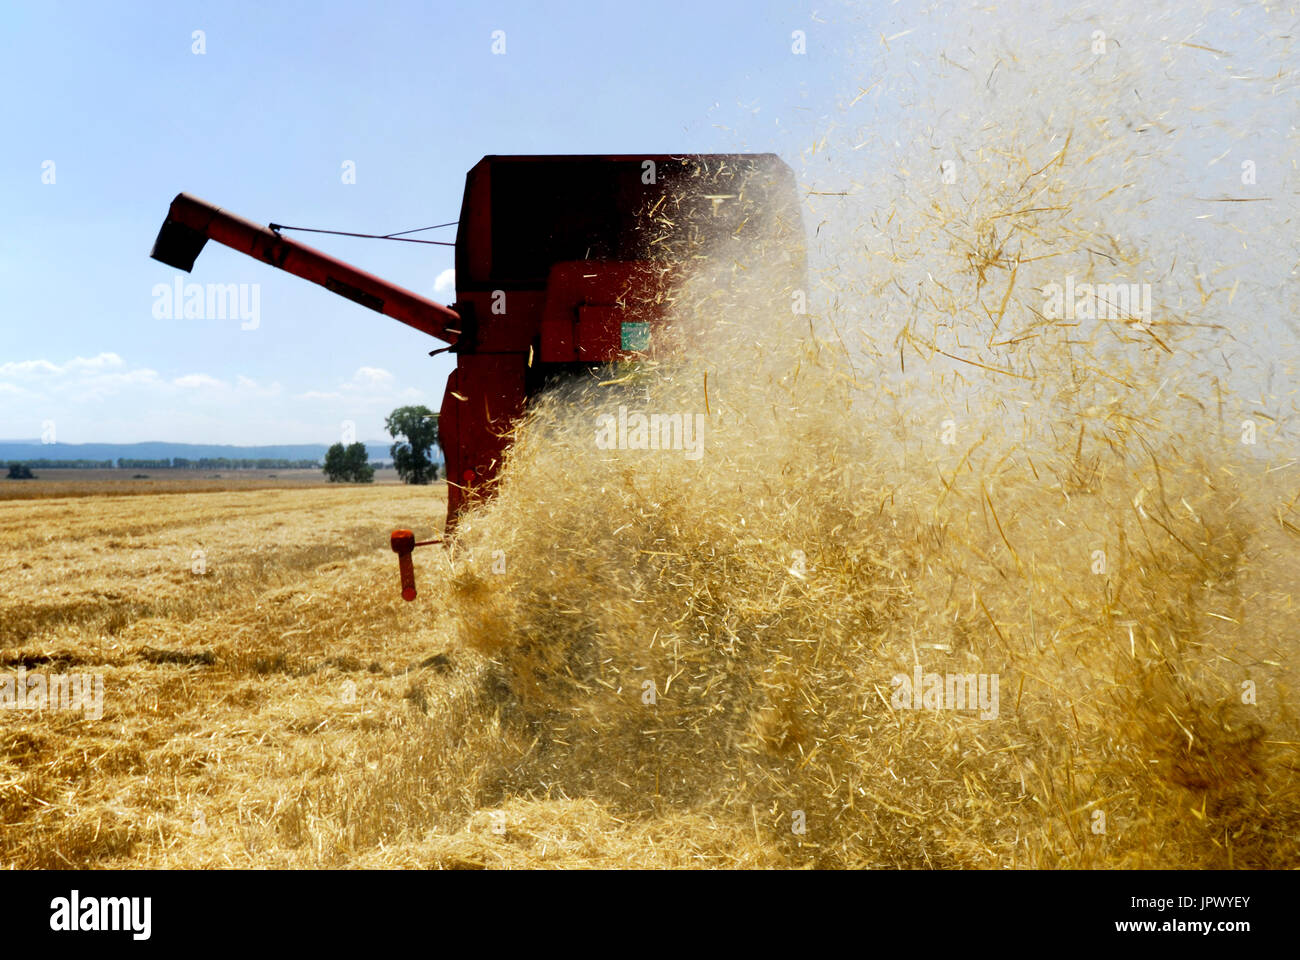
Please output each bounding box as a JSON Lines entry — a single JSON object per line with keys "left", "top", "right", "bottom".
{"left": 344, "top": 442, "right": 374, "bottom": 483}
{"left": 386, "top": 405, "right": 440, "bottom": 485}
{"left": 323, "top": 439, "right": 377, "bottom": 478}
{"left": 323, "top": 443, "right": 347, "bottom": 481}
{"left": 6, "top": 463, "right": 34, "bottom": 480}
{"left": 323, "top": 442, "right": 375, "bottom": 482}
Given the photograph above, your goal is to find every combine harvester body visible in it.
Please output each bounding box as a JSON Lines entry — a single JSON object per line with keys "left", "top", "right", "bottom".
{"left": 151, "top": 154, "right": 798, "bottom": 597}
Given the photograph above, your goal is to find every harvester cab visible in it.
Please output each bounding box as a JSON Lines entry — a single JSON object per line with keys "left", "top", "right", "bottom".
{"left": 151, "top": 153, "right": 798, "bottom": 598}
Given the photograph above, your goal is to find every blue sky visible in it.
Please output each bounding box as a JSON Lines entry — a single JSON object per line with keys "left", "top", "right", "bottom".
{"left": 0, "top": 0, "right": 880, "bottom": 445}
{"left": 5, "top": 1, "right": 1291, "bottom": 448}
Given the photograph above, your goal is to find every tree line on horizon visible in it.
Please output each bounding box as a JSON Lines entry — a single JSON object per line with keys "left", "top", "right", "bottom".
{"left": 5, "top": 457, "right": 326, "bottom": 471}
{"left": 7, "top": 405, "right": 443, "bottom": 486}
{"left": 322, "top": 405, "right": 441, "bottom": 485}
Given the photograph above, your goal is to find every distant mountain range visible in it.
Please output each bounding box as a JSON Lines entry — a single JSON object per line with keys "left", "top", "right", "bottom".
{"left": 0, "top": 441, "right": 434, "bottom": 465}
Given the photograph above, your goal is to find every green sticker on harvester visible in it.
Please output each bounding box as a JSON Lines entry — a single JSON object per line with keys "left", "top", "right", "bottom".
{"left": 621, "top": 322, "right": 650, "bottom": 351}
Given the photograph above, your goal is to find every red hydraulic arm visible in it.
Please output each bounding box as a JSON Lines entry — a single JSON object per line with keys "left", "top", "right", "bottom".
{"left": 150, "top": 193, "right": 462, "bottom": 344}
{"left": 151, "top": 194, "right": 461, "bottom": 600}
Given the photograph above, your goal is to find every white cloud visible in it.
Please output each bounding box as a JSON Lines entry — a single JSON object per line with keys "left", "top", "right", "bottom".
{"left": 100, "top": 368, "right": 162, "bottom": 386}
{"left": 232, "top": 374, "right": 282, "bottom": 397}
{"left": 0, "top": 359, "right": 61, "bottom": 378}
{"left": 433, "top": 268, "right": 456, "bottom": 299}
{"left": 0, "top": 352, "right": 433, "bottom": 444}
{"left": 0, "top": 353, "right": 124, "bottom": 379}
{"left": 173, "top": 373, "right": 226, "bottom": 389}
{"left": 291, "top": 366, "right": 426, "bottom": 409}
{"left": 348, "top": 366, "right": 395, "bottom": 390}
{"left": 66, "top": 353, "right": 124, "bottom": 371}
{"left": 294, "top": 367, "right": 398, "bottom": 401}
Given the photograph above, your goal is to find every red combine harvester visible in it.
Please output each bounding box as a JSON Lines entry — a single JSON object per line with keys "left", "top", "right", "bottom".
{"left": 151, "top": 154, "right": 798, "bottom": 598}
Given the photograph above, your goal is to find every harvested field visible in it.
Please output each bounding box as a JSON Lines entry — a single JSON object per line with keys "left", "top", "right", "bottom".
{"left": 0, "top": 482, "right": 459, "bottom": 867}
{"left": 0, "top": 468, "right": 406, "bottom": 502}
{"left": 1, "top": 459, "right": 1295, "bottom": 869}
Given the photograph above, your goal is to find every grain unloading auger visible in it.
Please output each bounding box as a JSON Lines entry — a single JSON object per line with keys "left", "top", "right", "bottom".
{"left": 151, "top": 154, "right": 798, "bottom": 600}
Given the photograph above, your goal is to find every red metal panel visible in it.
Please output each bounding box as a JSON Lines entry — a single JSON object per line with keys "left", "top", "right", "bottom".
{"left": 439, "top": 354, "right": 527, "bottom": 529}
{"left": 460, "top": 290, "right": 548, "bottom": 353}
{"left": 540, "top": 315, "right": 577, "bottom": 363}
{"left": 539, "top": 260, "right": 677, "bottom": 363}
{"left": 576, "top": 305, "right": 621, "bottom": 360}
{"left": 438, "top": 368, "right": 466, "bottom": 524}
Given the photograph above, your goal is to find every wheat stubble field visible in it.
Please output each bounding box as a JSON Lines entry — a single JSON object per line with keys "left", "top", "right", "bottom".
{"left": 0, "top": 467, "right": 408, "bottom": 502}
{"left": 0, "top": 478, "right": 482, "bottom": 868}
{"left": 0, "top": 446, "right": 1297, "bottom": 870}
{"left": 0, "top": 475, "right": 831, "bottom": 868}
